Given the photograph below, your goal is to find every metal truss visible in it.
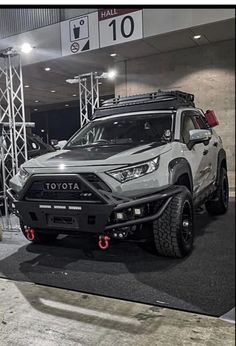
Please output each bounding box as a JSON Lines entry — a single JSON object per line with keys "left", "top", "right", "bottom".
{"left": 76, "top": 72, "right": 99, "bottom": 127}
{"left": 0, "top": 48, "right": 28, "bottom": 218}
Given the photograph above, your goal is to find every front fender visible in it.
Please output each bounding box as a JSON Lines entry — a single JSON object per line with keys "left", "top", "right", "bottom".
{"left": 168, "top": 157, "right": 193, "bottom": 193}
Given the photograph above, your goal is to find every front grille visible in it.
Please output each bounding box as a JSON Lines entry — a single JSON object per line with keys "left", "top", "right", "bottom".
{"left": 80, "top": 173, "right": 112, "bottom": 192}
{"left": 24, "top": 174, "right": 109, "bottom": 203}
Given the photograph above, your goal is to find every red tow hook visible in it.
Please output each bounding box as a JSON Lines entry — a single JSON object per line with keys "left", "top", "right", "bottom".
{"left": 25, "top": 228, "right": 36, "bottom": 241}
{"left": 98, "top": 235, "right": 110, "bottom": 250}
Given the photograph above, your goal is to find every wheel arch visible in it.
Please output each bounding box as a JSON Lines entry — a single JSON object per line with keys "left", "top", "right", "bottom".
{"left": 216, "top": 149, "right": 227, "bottom": 185}
{"left": 168, "top": 158, "right": 193, "bottom": 193}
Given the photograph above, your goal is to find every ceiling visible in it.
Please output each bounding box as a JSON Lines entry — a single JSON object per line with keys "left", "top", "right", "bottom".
{"left": 1, "top": 18, "right": 234, "bottom": 113}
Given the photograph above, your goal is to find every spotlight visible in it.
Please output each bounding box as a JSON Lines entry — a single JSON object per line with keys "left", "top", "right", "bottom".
{"left": 20, "top": 43, "right": 33, "bottom": 54}
{"left": 133, "top": 207, "right": 145, "bottom": 217}
{"left": 115, "top": 212, "right": 125, "bottom": 221}
{"left": 193, "top": 34, "right": 201, "bottom": 40}
{"left": 44, "top": 67, "right": 51, "bottom": 71}
{"left": 51, "top": 90, "right": 56, "bottom": 93}
{"left": 110, "top": 53, "right": 117, "bottom": 57}
{"left": 107, "top": 69, "right": 117, "bottom": 80}
{"left": 134, "top": 208, "right": 142, "bottom": 216}
{"left": 24, "top": 85, "right": 29, "bottom": 88}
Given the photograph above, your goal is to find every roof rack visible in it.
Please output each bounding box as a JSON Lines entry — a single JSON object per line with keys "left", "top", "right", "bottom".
{"left": 101, "top": 90, "right": 195, "bottom": 109}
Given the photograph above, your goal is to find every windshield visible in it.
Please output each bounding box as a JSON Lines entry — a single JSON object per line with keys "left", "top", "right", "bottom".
{"left": 65, "top": 113, "right": 173, "bottom": 149}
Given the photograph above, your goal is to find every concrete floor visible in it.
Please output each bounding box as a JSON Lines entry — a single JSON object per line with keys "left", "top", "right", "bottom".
{"left": 0, "top": 278, "right": 234, "bottom": 346}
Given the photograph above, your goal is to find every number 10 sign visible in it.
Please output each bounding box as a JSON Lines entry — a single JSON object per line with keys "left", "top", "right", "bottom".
{"left": 98, "top": 9, "right": 143, "bottom": 48}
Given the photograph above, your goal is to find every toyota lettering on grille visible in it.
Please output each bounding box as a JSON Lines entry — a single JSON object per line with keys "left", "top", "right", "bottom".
{"left": 44, "top": 182, "right": 80, "bottom": 191}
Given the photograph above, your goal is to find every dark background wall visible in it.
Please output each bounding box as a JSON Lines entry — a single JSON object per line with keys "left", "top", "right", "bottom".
{"left": 31, "top": 95, "right": 114, "bottom": 143}
{"left": 31, "top": 106, "right": 80, "bottom": 143}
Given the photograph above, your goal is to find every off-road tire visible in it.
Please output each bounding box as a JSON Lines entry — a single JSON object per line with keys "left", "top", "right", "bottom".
{"left": 205, "top": 167, "right": 229, "bottom": 215}
{"left": 20, "top": 221, "right": 58, "bottom": 244}
{"left": 153, "top": 187, "right": 194, "bottom": 258}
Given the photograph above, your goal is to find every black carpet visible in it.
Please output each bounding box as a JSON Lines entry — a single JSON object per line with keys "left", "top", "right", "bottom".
{"left": 0, "top": 200, "right": 235, "bottom": 317}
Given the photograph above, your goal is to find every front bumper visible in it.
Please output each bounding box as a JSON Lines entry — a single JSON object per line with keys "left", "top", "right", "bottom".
{"left": 7, "top": 184, "right": 184, "bottom": 235}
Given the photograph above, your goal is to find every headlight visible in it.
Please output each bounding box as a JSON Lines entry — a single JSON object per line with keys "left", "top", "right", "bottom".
{"left": 18, "top": 166, "right": 30, "bottom": 185}
{"left": 106, "top": 156, "right": 160, "bottom": 183}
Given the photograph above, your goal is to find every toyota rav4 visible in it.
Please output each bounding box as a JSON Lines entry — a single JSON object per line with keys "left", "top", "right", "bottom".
{"left": 8, "top": 91, "right": 229, "bottom": 258}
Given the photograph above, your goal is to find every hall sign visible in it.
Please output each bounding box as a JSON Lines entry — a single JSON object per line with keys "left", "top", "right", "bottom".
{"left": 98, "top": 8, "right": 143, "bottom": 48}
{"left": 60, "top": 9, "right": 143, "bottom": 56}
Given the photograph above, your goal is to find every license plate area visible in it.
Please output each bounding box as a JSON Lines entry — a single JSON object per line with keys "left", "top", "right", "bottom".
{"left": 47, "top": 215, "right": 78, "bottom": 229}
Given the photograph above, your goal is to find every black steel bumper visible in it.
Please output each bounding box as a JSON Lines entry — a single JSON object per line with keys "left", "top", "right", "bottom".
{"left": 7, "top": 184, "right": 184, "bottom": 234}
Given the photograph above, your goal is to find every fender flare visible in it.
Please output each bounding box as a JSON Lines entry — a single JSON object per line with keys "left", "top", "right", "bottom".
{"left": 216, "top": 148, "right": 227, "bottom": 185}
{"left": 168, "top": 157, "right": 193, "bottom": 193}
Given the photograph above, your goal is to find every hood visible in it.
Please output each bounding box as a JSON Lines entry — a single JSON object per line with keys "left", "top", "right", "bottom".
{"left": 22, "top": 142, "right": 171, "bottom": 169}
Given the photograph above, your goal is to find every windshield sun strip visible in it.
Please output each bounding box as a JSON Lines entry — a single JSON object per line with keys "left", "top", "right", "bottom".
{"left": 93, "top": 110, "right": 174, "bottom": 122}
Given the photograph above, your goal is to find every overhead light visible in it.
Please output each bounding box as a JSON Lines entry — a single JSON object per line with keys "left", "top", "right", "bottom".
{"left": 20, "top": 43, "right": 33, "bottom": 54}
{"left": 110, "top": 53, "right": 117, "bottom": 57}
{"left": 65, "top": 104, "right": 69, "bottom": 107}
{"left": 51, "top": 90, "right": 56, "bottom": 93}
{"left": 35, "top": 100, "right": 39, "bottom": 103}
{"left": 107, "top": 69, "right": 117, "bottom": 80}
{"left": 44, "top": 67, "right": 51, "bottom": 71}
{"left": 98, "top": 82, "right": 102, "bottom": 85}
{"left": 24, "top": 85, "right": 29, "bottom": 88}
{"left": 41, "top": 129, "right": 45, "bottom": 133}
{"left": 193, "top": 34, "right": 201, "bottom": 40}
{"left": 72, "top": 94, "right": 77, "bottom": 97}
{"left": 34, "top": 108, "right": 38, "bottom": 111}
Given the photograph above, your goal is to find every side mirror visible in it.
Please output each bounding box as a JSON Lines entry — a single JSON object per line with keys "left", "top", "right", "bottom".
{"left": 205, "top": 110, "right": 219, "bottom": 127}
{"left": 188, "top": 129, "right": 212, "bottom": 150}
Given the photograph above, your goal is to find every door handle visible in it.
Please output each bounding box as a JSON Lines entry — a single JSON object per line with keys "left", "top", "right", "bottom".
{"left": 203, "top": 149, "right": 208, "bottom": 155}
{"left": 213, "top": 141, "right": 218, "bottom": 147}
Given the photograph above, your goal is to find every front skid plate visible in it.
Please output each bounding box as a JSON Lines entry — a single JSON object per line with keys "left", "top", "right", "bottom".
{"left": 9, "top": 185, "right": 184, "bottom": 233}
{"left": 15, "top": 201, "right": 114, "bottom": 233}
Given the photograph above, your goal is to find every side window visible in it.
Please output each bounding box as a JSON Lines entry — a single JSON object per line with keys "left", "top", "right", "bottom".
{"left": 181, "top": 112, "right": 197, "bottom": 144}
{"left": 193, "top": 111, "right": 208, "bottom": 129}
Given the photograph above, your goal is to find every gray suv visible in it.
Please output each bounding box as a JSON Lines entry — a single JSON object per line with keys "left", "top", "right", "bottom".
{"left": 8, "top": 91, "right": 229, "bottom": 258}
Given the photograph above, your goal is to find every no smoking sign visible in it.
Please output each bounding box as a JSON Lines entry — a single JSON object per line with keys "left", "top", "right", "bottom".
{"left": 70, "top": 42, "right": 80, "bottom": 53}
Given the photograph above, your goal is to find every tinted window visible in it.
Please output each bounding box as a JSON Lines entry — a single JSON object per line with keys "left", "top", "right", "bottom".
{"left": 181, "top": 112, "right": 197, "bottom": 144}
{"left": 66, "top": 113, "right": 173, "bottom": 148}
